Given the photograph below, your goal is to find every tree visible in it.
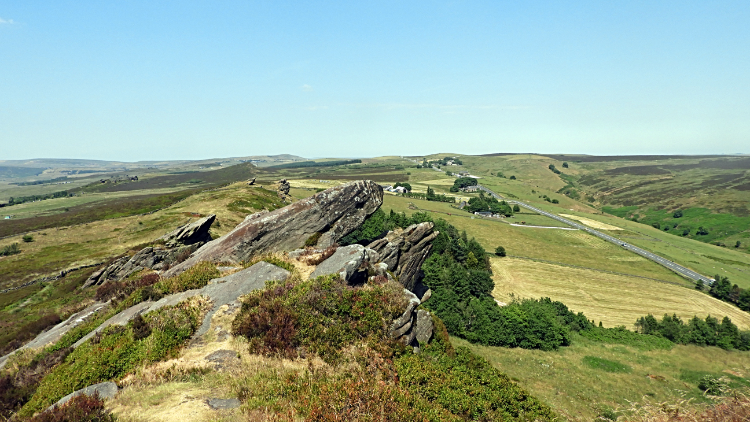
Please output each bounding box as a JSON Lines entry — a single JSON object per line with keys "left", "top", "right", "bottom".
{"left": 22, "top": 234, "right": 34, "bottom": 243}
{"left": 494, "top": 246, "right": 506, "bottom": 257}
{"left": 394, "top": 182, "right": 412, "bottom": 192}
{"left": 513, "top": 204, "right": 520, "bottom": 212}
{"left": 562, "top": 162, "right": 569, "bottom": 168}
{"left": 697, "top": 226, "right": 709, "bottom": 235}
{"left": 736, "top": 241, "right": 742, "bottom": 248}
{"left": 509, "top": 175, "right": 516, "bottom": 180}
{"left": 673, "top": 210, "right": 683, "bottom": 218}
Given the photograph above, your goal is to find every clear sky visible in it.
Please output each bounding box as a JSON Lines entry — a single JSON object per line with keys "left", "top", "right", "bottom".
{"left": 1, "top": 1, "right": 749, "bottom": 161}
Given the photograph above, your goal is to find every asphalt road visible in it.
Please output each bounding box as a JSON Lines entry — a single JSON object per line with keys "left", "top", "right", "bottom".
{"left": 475, "top": 184, "right": 713, "bottom": 285}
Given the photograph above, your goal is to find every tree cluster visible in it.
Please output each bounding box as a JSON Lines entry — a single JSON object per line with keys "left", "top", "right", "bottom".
{"left": 548, "top": 164, "right": 561, "bottom": 175}
{"left": 8, "top": 191, "right": 71, "bottom": 206}
{"left": 704, "top": 275, "right": 750, "bottom": 313}
{"left": 465, "top": 192, "right": 514, "bottom": 216}
{"left": 393, "top": 182, "right": 411, "bottom": 192}
{"left": 635, "top": 313, "right": 750, "bottom": 350}
{"left": 449, "top": 177, "right": 478, "bottom": 192}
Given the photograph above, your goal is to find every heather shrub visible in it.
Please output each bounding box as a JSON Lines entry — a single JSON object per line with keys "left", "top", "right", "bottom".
{"left": 232, "top": 274, "right": 407, "bottom": 363}
{"left": 19, "top": 298, "right": 209, "bottom": 416}
{"left": 29, "top": 393, "right": 115, "bottom": 422}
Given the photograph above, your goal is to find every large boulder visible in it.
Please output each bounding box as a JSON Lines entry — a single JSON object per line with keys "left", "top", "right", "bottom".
{"left": 50, "top": 382, "right": 119, "bottom": 410}
{"left": 159, "top": 214, "right": 216, "bottom": 247}
{"left": 367, "top": 222, "right": 438, "bottom": 291}
{"left": 164, "top": 180, "right": 383, "bottom": 278}
{"left": 75, "top": 261, "right": 291, "bottom": 347}
{"left": 309, "top": 244, "right": 378, "bottom": 284}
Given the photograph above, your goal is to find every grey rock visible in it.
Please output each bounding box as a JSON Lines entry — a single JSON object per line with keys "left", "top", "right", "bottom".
{"left": 366, "top": 222, "right": 438, "bottom": 292}
{"left": 0, "top": 302, "right": 109, "bottom": 369}
{"left": 74, "top": 262, "right": 290, "bottom": 348}
{"left": 277, "top": 179, "right": 291, "bottom": 201}
{"left": 207, "top": 398, "right": 241, "bottom": 410}
{"left": 414, "top": 310, "right": 433, "bottom": 344}
{"left": 309, "top": 244, "right": 369, "bottom": 283}
{"left": 159, "top": 214, "right": 216, "bottom": 247}
{"left": 390, "top": 315, "right": 414, "bottom": 339}
{"left": 205, "top": 349, "right": 238, "bottom": 364}
{"left": 52, "top": 382, "right": 118, "bottom": 410}
{"left": 420, "top": 289, "right": 432, "bottom": 304}
{"left": 164, "top": 180, "right": 383, "bottom": 277}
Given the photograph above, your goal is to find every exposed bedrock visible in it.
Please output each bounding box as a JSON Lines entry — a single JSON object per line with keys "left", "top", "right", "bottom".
{"left": 164, "top": 180, "right": 383, "bottom": 277}
{"left": 367, "top": 222, "right": 438, "bottom": 292}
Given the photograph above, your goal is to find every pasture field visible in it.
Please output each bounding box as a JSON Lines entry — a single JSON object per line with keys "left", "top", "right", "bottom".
{"left": 553, "top": 209, "right": 750, "bottom": 289}
{"left": 456, "top": 336, "right": 750, "bottom": 422}
{"left": 490, "top": 257, "right": 750, "bottom": 330}
{"left": 380, "top": 194, "right": 689, "bottom": 284}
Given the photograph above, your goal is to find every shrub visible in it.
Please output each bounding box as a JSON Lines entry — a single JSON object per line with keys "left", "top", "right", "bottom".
{"left": 153, "top": 261, "right": 219, "bottom": 296}
{"left": 22, "top": 234, "right": 34, "bottom": 243}
{"left": 0, "top": 243, "right": 21, "bottom": 256}
{"left": 495, "top": 245, "right": 506, "bottom": 257}
{"left": 698, "top": 375, "right": 729, "bottom": 395}
{"left": 304, "top": 232, "right": 322, "bottom": 247}
{"left": 19, "top": 298, "right": 208, "bottom": 416}
{"left": 233, "top": 275, "right": 406, "bottom": 364}
{"left": 29, "top": 393, "right": 115, "bottom": 422}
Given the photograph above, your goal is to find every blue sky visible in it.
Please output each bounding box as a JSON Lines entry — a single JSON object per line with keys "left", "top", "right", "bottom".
{"left": 1, "top": 1, "right": 749, "bottom": 161}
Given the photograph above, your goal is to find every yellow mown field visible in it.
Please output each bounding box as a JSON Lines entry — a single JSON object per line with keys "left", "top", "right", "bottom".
{"left": 490, "top": 257, "right": 750, "bottom": 330}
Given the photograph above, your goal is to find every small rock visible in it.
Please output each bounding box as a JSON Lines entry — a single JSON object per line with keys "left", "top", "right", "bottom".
{"left": 207, "top": 398, "right": 241, "bottom": 410}
{"left": 205, "top": 349, "right": 238, "bottom": 364}
{"left": 414, "top": 310, "right": 433, "bottom": 344}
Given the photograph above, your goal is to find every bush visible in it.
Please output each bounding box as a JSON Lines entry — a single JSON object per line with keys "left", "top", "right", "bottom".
{"left": 29, "top": 393, "right": 115, "bottom": 422}
{"left": 233, "top": 275, "right": 407, "bottom": 364}
{"left": 0, "top": 243, "right": 21, "bottom": 256}
{"left": 22, "top": 234, "right": 34, "bottom": 243}
{"left": 495, "top": 245, "right": 506, "bottom": 257}
{"left": 698, "top": 375, "right": 729, "bottom": 395}
{"left": 19, "top": 298, "right": 208, "bottom": 416}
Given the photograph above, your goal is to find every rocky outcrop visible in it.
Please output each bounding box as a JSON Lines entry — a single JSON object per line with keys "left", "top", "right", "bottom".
{"left": 367, "top": 222, "right": 438, "bottom": 291}
{"left": 389, "top": 289, "right": 433, "bottom": 349}
{"left": 309, "top": 244, "right": 379, "bottom": 284}
{"left": 0, "top": 302, "right": 109, "bottom": 369}
{"left": 82, "top": 243, "right": 202, "bottom": 288}
{"left": 163, "top": 180, "right": 383, "bottom": 278}
{"left": 50, "top": 382, "right": 119, "bottom": 410}
{"left": 159, "top": 214, "right": 215, "bottom": 247}
{"left": 76, "top": 262, "right": 290, "bottom": 348}
{"left": 277, "top": 179, "right": 291, "bottom": 201}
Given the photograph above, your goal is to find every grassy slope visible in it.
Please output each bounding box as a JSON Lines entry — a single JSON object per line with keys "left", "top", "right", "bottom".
{"left": 456, "top": 336, "right": 750, "bottom": 422}
{"left": 0, "top": 183, "right": 281, "bottom": 289}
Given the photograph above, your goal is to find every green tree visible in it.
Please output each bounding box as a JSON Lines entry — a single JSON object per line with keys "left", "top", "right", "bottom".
{"left": 513, "top": 204, "right": 520, "bottom": 212}
{"left": 494, "top": 245, "right": 506, "bottom": 257}
{"left": 562, "top": 162, "right": 569, "bottom": 168}
{"left": 22, "top": 234, "right": 34, "bottom": 243}
{"left": 736, "top": 240, "right": 742, "bottom": 248}
{"left": 673, "top": 210, "right": 683, "bottom": 218}
{"left": 509, "top": 175, "right": 516, "bottom": 180}
{"left": 394, "top": 182, "right": 412, "bottom": 192}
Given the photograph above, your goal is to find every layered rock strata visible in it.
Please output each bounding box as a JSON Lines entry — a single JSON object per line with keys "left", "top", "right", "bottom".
{"left": 367, "top": 222, "right": 438, "bottom": 291}
{"left": 164, "top": 180, "right": 383, "bottom": 277}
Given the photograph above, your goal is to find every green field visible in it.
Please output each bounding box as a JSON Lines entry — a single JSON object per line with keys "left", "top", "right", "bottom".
{"left": 456, "top": 335, "right": 750, "bottom": 421}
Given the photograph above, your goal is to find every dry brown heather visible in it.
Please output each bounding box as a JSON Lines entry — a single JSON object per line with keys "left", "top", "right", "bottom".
{"left": 490, "top": 257, "right": 750, "bottom": 330}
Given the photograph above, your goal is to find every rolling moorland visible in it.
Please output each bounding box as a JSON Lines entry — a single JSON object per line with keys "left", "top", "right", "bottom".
{"left": 1, "top": 153, "right": 750, "bottom": 421}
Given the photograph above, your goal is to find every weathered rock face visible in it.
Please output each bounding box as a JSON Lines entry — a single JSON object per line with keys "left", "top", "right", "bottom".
{"left": 82, "top": 243, "right": 202, "bottom": 288}
{"left": 163, "top": 180, "right": 383, "bottom": 278}
{"left": 50, "top": 382, "right": 119, "bottom": 411}
{"left": 389, "top": 289, "right": 433, "bottom": 349}
{"left": 309, "top": 244, "right": 378, "bottom": 284}
{"left": 75, "top": 261, "right": 291, "bottom": 348}
{"left": 367, "top": 222, "right": 438, "bottom": 291}
{"left": 159, "top": 214, "right": 216, "bottom": 247}
{"left": 277, "top": 179, "right": 291, "bottom": 201}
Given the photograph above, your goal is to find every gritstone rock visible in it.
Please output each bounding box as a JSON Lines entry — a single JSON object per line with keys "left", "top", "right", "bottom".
{"left": 49, "top": 382, "right": 118, "bottom": 410}
{"left": 367, "top": 222, "right": 438, "bottom": 291}
{"left": 309, "top": 244, "right": 378, "bottom": 284}
{"left": 159, "top": 214, "right": 216, "bottom": 247}
{"left": 163, "top": 180, "right": 383, "bottom": 278}
{"left": 414, "top": 309, "right": 433, "bottom": 344}
{"left": 74, "top": 262, "right": 290, "bottom": 347}
{"left": 277, "top": 179, "right": 291, "bottom": 201}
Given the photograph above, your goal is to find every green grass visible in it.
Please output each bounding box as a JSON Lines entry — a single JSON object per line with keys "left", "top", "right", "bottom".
{"left": 456, "top": 334, "right": 750, "bottom": 421}
{"left": 581, "top": 356, "right": 632, "bottom": 373}
{"left": 380, "top": 194, "right": 689, "bottom": 284}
